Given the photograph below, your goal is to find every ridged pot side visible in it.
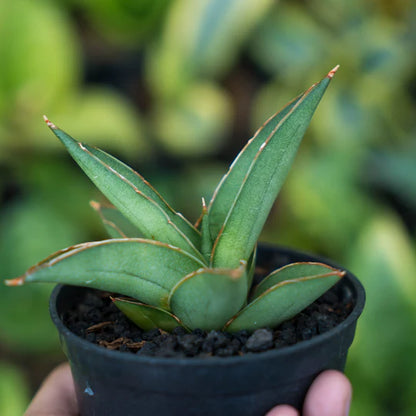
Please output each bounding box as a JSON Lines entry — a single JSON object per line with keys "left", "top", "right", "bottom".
{"left": 50, "top": 245, "right": 365, "bottom": 416}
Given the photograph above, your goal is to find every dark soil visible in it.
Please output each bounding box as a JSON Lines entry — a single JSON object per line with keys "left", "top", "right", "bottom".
{"left": 63, "top": 281, "right": 354, "bottom": 358}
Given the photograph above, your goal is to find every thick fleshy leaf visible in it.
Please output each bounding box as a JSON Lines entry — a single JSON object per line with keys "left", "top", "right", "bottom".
{"left": 112, "top": 297, "right": 188, "bottom": 332}
{"left": 168, "top": 261, "right": 248, "bottom": 330}
{"left": 44, "top": 119, "right": 202, "bottom": 260}
{"left": 209, "top": 67, "right": 338, "bottom": 268}
{"left": 251, "top": 262, "right": 342, "bottom": 299}
{"left": 246, "top": 245, "right": 257, "bottom": 294}
{"left": 200, "top": 198, "right": 213, "bottom": 262}
{"left": 90, "top": 201, "right": 142, "bottom": 238}
{"left": 224, "top": 265, "right": 344, "bottom": 332}
{"left": 5, "top": 239, "right": 204, "bottom": 308}
{"left": 207, "top": 93, "right": 302, "bottom": 242}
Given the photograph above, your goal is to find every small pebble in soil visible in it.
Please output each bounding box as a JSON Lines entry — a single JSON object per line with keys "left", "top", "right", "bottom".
{"left": 63, "top": 282, "right": 353, "bottom": 358}
{"left": 245, "top": 329, "right": 274, "bottom": 352}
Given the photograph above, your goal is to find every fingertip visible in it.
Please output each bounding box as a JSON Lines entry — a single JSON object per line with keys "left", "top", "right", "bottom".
{"left": 303, "top": 370, "right": 352, "bottom": 416}
{"left": 265, "top": 404, "right": 299, "bottom": 416}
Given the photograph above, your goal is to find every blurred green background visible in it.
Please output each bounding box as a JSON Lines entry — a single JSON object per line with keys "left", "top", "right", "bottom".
{"left": 1, "top": 0, "right": 415, "bottom": 414}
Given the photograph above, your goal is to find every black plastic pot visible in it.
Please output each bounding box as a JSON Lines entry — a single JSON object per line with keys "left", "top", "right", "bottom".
{"left": 50, "top": 245, "right": 365, "bottom": 416}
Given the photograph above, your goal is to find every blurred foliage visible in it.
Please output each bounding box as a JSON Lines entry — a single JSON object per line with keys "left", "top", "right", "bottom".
{"left": 146, "top": 0, "right": 273, "bottom": 94}
{"left": 0, "top": 0, "right": 147, "bottom": 162}
{"left": 151, "top": 81, "right": 233, "bottom": 156}
{"left": 1, "top": 0, "right": 416, "bottom": 414}
{"left": 64, "top": 0, "right": 172, "bottom": 46}
{"left": 346, "top": 213, "right": 416, "bottom": 415}
{"left": 0, "top": 362, "right": 29, "bottom": 416}
{"left": 146, "top": 0, "right": 274, "bottom": 155}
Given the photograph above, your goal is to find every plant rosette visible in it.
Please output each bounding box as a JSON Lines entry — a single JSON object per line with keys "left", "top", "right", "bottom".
{"left": 4, "top": 66, "right": 365, "bottom": 415}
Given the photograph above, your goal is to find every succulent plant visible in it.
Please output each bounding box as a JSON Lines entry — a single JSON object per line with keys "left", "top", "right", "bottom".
{"left": 4, "top": 66, "right": 344, "bottom": 332}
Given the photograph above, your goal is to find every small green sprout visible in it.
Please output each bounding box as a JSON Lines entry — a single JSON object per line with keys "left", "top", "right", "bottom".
{"left": 4, "top": 66, "right": 344, "bottom": 332}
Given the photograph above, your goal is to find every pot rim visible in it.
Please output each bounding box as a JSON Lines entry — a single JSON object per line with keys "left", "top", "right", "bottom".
{"left": 50, "top": 245, "right": 365, "bottom": 367}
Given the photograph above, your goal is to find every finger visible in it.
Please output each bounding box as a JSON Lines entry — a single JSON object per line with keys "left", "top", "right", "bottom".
{"left": 265, "top": 404, "right": 299, "bottom": 416}
{"left": 303, "top": 370, "right": 352, "bottom": 416}
{"left": 25, "top": 363, "right": 78, "bottom": 416}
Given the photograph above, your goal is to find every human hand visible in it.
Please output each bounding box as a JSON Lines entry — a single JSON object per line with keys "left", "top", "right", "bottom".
{"left": 25, "top": 363, "right": 78, "bottom": 416}
{"left": 265, "top": 370, "right": 352, "bottom": 416}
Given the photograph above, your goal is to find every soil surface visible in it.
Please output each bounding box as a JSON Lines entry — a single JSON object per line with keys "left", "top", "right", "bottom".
{"left": 63, "top": 281, "right": 354, "bottom": 358}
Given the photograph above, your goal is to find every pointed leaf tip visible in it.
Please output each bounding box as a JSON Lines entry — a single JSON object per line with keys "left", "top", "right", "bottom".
{"left": 43, "top": 115, "right": 57, "bottom": 129}
{"left": 327, "top": 65, "right": 340, "bottom": 79}
{"left": 4, "top": 276, "right": 25, "bottom": 286}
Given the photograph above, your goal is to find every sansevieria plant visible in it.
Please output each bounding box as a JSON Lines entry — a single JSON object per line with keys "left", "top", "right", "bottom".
{"left": 5, "top": 66, "right": 343, "bottom": 333}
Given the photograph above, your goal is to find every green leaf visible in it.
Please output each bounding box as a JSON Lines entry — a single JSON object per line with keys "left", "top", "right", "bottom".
{"left": 168, "top": 261, "right": 248, "bottom": 330}
{"left": 207, "top": 93, "right": 302, "bottom": 241}
{"left": 45, "top": 121, "right": 203, "bottom": 260}
{"left": 112, "top": 297, "right": 188, "bottom": 332}
{"left": 246, "top": 245, "right": 257, "bottom": 293}
{"left": 90, "top": 201, "right": 142, "bottom": 238}
{"left": 251, "top": 261, "right": 342, "bottom": 299}
{"left": 5, "top": 239, "right": 204, "bottom": 309}
{"left": 200, "top": 198, "right": 213, "bottom": 262}
{"left": 225, "top": 263, "right": 344, "bottom": 332}
{"left": 209, "top": 69, "right": 337, "bottom": 268}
